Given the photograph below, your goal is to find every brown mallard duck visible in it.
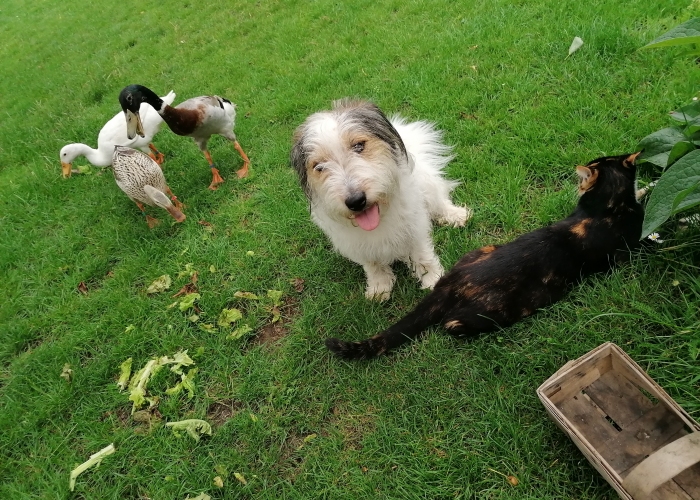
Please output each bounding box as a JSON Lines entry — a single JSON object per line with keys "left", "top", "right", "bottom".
{"left": 112, "top": 146, "right": 186, "bottom": 228}
{"left": 118, "top": 84, "right": 250, "bottom": 190}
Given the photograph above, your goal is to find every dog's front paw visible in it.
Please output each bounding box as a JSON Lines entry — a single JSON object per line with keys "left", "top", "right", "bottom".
{"left": 365, "top": 286, "right": 392, "bottom": 301}
{"left": 419, "top": 269, "right": 442, "bottom": 290}
{"left": 440, "top": 205, "right": 472, "bottom": 227}
{"left": 363, "top": 264, "right": 395, "bottom": 301}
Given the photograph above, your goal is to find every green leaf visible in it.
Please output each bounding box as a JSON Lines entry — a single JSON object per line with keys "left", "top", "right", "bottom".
{"left": 267, "top": 290, "right": 283, "bottom": 307}
{"left": 69, "top": 444, "right": 116, "bottom": 491}
{"left": 177, "top": 263, "right": 196, "bottom": 278}
{"left": 165, "top": 367, "right": 198, "bottom": 398}
{"left": 641, "top": 149, "right": 700, "bottom": 238}
{"left": 669, "top": 102, "right": 700, "bottom": 123}
{"left": 227, "top": 325, "right": 253, "bottom": 340}
{"left": 233, "top": 291, "right": 259, "bottom": 300}
{"left": 217, "top": 308, "right": 243, "bottom": 327}
{"left": 642, "top": 18, "right": 700, "bottom": 49}
{"left": 674, "top": 183, "right": 700, "bottom": 213}
{"left": 146, "top": 275, "right": 172, "bottom": 294}
{"left": 116, "top": 357, "right": 133, "bottom": 391}
{"left": 178, "top": 293, "right": 200, "bottom": 311}
{"left": 165, "top": 419, "right": 212, "bottom": 442}
{"left": 667, "top": 141, "right": 697, "bottom": 166}
{"left": 637, "top": 127, "right": 687, "bottom": 168}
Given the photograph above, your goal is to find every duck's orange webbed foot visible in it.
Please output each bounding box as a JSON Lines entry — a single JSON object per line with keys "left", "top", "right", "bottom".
{"left": 209, "top": 164, "right": 225, "bottom": 191}
{"left": 149, "top": 144, "right": 165, "bottom": 166}
{"left": 233, "top": 140, "right": 250, "bottom": 179}
{"left": 146, "top": 215, "right": 160, "bottom": 228}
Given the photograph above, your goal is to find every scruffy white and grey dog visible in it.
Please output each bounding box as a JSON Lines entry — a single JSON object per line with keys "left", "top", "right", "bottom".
{"left": 291, "top": 99, "right": 471, "bottom": 300}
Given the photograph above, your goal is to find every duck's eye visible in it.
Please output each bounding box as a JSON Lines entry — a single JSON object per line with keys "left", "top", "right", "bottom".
{"left": 351, "top": 141, "right": 365, "bottom": 153}
{"left": 312, "top": 162, "right": 325, "bottom": 172}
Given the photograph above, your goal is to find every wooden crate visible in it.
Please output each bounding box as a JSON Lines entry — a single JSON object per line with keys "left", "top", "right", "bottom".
{"left": 537, "top": 342, "right": 700, "bottom": 500}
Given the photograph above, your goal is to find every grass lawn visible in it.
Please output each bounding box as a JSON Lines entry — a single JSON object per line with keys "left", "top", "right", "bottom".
{"left": 1, "top": 0, "right": 700, "bottom": 498}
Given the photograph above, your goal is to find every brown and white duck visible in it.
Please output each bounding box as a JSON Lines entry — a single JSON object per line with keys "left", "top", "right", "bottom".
{"left": 112, "top": 145, "right": 186, "bottom": 228}
{"left": 119, "top": 84, "right": 250, "bottom": 190}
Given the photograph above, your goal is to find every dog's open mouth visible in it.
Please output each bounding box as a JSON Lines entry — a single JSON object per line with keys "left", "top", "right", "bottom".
{"left": 351, "top": 203, "right": 380, "bottom": 231}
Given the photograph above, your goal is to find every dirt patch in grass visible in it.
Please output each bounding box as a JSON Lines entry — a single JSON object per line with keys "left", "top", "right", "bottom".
{"left": 207, "top": 399, "right": 243, "bottom": 427}
{"left": 253, "top": 298, "right": 300, "bottom": 347}
{"left": 255, "top": 322, "right": 288, "bottom": 346}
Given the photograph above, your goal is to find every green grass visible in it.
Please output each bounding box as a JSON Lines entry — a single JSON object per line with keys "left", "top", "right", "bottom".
{"left": 1, "top": 0, "right": 700, "bottom": 498}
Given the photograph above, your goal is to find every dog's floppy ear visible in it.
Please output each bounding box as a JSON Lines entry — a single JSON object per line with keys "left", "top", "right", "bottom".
{"left": 291, "top": 127, "right": 311, "bottom": 198}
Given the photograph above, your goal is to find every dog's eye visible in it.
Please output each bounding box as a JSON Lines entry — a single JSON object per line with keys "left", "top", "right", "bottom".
{"left": 312, "top": 162, "right": 325, "bottom": 172}
{"left": 351, "top": 141, "right": 365, "bottom": 153}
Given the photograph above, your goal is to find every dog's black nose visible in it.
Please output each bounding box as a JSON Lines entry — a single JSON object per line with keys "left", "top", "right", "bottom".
{"left": 345, "top": 192, "right": 367, "bottom": 212}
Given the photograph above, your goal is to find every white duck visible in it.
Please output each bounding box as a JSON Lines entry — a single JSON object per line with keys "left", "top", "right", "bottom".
{"left": 60, "top": 90, "right": 176, "bottom": 178}
{"left": 112, "top": 145, "right": 186, "bottom": 228}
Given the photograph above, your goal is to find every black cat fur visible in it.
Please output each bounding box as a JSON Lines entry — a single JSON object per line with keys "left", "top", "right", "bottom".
{"left": 325, "top": 153, "right": 644, "bottom": 360}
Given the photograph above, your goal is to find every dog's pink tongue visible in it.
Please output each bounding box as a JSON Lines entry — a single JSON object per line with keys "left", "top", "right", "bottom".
{"left": 355, "top": 204, "right": 380, "bottom": 231}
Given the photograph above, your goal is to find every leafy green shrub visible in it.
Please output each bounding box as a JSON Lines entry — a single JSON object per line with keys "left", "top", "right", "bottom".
{"left": 637, "top": 18, "right": 700, "bottom": 238}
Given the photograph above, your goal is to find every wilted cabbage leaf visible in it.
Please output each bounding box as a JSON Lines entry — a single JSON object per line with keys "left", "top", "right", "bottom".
{"left": 60, "top": 363, "right": 73, "bottom": 383}
{"left": 233, "top": 472, "right": 247, "bottom": 485}
{"left": 184, "top": 494, "right": 211, "bottom": 500}
{"left": 227, "top": 325, "right": 253, "bottom": 340}
{"left": 267, "top": 290, "right": 283, "bottom": 306}
{"left": 126, "top": 351, "right": 195, "bottom": 412}
{"left": 165, "top": 419, "right": 212, "bottom": 441}
{"left": 177, "top": 263, "right": 197, "bottom": 279}
{"left": 178, "top": 293, "right": 200, "bottom": 312}
{"left": 69, "top": 443, "right": 115, "bottom": 491}
{"left": 128, "top": 359, "right": 161, "bottom": 413}
{"left": 160, "top": 350, "right": 195, "bottom": 375}
{"left": 218, "top": 308, "right": 242, "bottom": 327}
{"left": 234, "top": 291, "right": 258, "bottom": 300}
{"left": 165, "top": 367, "right": 198, "bottom": 398}
{"left": 117, "top": 358, "right": 133, "bottom": 391}
{"left": 146, "top": 275, "right": 172, "bottom": 294}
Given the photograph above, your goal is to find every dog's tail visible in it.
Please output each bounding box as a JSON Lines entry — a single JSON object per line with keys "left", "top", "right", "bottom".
{"left": 325, "top": 295, "right": 444, "bottom": 360}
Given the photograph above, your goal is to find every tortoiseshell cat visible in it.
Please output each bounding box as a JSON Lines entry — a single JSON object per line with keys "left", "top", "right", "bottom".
{"left": 326, "top": 153, "right": 644, "bottom": 359}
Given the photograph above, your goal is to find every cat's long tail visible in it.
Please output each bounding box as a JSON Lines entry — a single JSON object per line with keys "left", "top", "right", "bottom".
{"left": 325, "top": 295, "right": 443, "bottom": 360}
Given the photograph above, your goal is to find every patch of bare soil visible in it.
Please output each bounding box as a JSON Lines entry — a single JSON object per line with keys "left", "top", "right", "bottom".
{"left": 206, "top": 399, "right": 243, "bottom": 427}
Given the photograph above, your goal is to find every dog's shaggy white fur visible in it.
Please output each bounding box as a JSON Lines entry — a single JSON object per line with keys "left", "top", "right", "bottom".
{"left": 291, "top": 99, "right": 471, "bottom": 300}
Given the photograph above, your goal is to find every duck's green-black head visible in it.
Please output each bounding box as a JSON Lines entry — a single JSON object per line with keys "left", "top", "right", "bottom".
{"left": 119, "top": 84, "right": 161, "bottom": 140}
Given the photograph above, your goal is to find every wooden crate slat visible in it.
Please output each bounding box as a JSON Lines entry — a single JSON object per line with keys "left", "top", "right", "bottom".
{"left": 610, "top": 403, "right": 687, "bottom": 473}
{"left": 558, "top": 391, "right": 624, "bottom": 460}
{"left": 584, "top": 369, "right": 655, "bottom": 428}
{"left": 650, "top": 480, "right": 694, "bottom": 500}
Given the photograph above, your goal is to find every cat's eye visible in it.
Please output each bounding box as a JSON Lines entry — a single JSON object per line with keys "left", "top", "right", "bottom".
{"left": 351, "top": 141, "right": 366, "bottom": 153}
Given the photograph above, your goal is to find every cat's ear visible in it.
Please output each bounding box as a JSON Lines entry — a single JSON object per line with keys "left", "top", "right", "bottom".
{"left": 623, "top": 152, "right": 641, "bottom": 168}
{"left": 576, "top": 165, "right": 599, "bottom": 194}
